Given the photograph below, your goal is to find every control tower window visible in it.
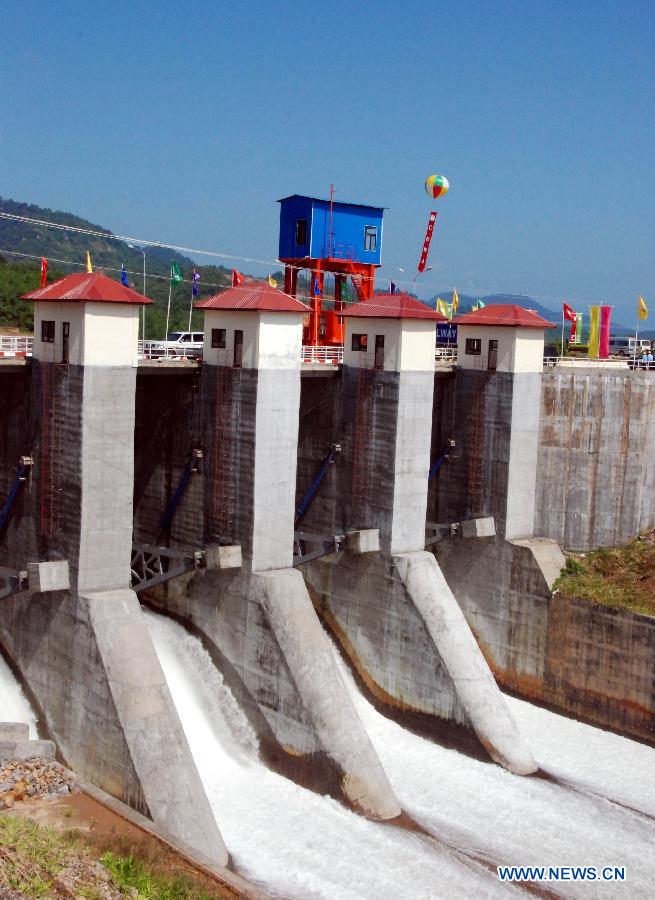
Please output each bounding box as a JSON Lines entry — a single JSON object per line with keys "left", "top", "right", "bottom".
{"left": 465, "top": 338, "right": 482, "bottom": 356}
{"left": 41, "top": 320, "right": 55, "bottom": 343}
{"left": 296, "top": 219, "right": 307, "bottom": 246}
{"left": 364, "top": 226, "right": 378, "bottom": 252}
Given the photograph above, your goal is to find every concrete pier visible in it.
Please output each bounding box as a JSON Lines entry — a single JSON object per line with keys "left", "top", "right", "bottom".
{"left": 143, "top": 283, "right": 400, "bottom": 819}
{"left": 0, "top": 275, "right": 227, "bottom": 865}
{"left": 299, "top": 294, "right": 536, "bottom": 771}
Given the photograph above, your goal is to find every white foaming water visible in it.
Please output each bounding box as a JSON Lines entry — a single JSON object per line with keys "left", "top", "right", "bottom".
{"left": 146, "top": 609, "right": 655, "bottom": 899}
{"left": 0, "top": 652, "right": 38, "bottom": 737}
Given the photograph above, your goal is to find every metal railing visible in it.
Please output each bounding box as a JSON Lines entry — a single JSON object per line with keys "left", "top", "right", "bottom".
{"left": 543, "top": 356, "right": 632, "bottom": 369}
{"left": 435, "top": 347, "right": 458, "bottom": 365}
{"left": 302, "top": 345, "right": 458, "bottom": 367}
{"left": 138, "top": 340, "right": 202, "bottom": 360}
{"left": 0, "top": 335, "right": 458, "bottom": 367}
{"left": 0, "top": 335, "right": 33, "bottom": 356}
{"left": 301, "top": 345, "right": 344, "bottom": 365}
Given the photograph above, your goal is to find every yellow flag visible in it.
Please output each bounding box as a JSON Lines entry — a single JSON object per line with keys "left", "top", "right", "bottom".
{"left": 268, "top": 275, "right": 278, "bottom": 288}
{"left": 436, "top": 298, "right": 447, "bottom": 317}
{"left": 588, "top": 306, "right": 600, "bottom": 358}
{"left": 638, "top": 295, "right": 648, "bottom": 321}
{"left": 86, "top": 252, "right": 92, "bottom": 273}
{"left": 452, "top": 288, "right": 459, "bottom": 313}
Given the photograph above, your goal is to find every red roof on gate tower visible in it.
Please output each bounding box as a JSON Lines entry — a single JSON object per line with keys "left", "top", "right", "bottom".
{"left": 341, "top": 292, "right": 446, "bottom": 321}
{"left": 452, "top": 304, "right": 555, "bottom": 329}
{"left": 195, "top": 282, "right": 310, "bottom": 313}
{"left": 22, "top": 272, "right": 153, "bottom": 304}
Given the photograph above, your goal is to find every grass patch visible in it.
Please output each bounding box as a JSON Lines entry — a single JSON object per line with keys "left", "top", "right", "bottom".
{"left": 554, "top": 530, "right": 655, "bottom": 616}
{"left": 0, "top": 815, "right": 84, "bottom": 896}
{"left": 101, "top": 850, "right": 214, "bottom": 898}
{"left": 0, "top": 814, "right": 227, "bottom": 898}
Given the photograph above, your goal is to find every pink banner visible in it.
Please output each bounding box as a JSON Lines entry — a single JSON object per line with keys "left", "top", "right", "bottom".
{"left": 599, "top": 306, "right": 612, "bottom": 358}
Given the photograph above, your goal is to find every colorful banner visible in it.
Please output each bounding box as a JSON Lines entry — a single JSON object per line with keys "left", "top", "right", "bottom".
{"left": 569, "top": 314, "right": 577, "bottom": 343}
{"left": 599, "top": 306, "right": 612, "bottom": 358}
{"left": 436, "top": 298, "right": 452, "bottom": 320}
{"left": 417, "top": 211, "right": 438, "bottom": 272}
{"left": 588, "top": 306, "right": 600, "bottom": 358}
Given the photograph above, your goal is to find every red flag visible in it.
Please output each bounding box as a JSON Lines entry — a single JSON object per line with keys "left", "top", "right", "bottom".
{"left": 232, "top": 268, "right": 243, "bottom": 287}
{"left": 570, "top": 314, "right": 578, "bottom": 343}
{"left": 40, "top": 257, "right": 48, "bottom": 288}
{"left": 563, "top": 302, "right": 575, "bottom": 322}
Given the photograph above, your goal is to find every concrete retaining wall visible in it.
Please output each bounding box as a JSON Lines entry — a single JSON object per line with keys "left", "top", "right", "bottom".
{"left": 543, "top": 593, "right": 655, "bottom": 741}
{"left": 535, "top": 369, "right": 655, "bottom": 549}
{"left": 435, "top": 535, "right": 655, "bottom": 743}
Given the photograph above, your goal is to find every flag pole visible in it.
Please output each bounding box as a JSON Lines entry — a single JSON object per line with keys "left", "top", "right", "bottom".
{"left": 561, "top": 304, "right": 564, "bottom": 357}
{"left": 165, "top": 265, "right": 173, "bottom": 349}
{"left": 188, "top": 278, "right": 194, "bottom": 332}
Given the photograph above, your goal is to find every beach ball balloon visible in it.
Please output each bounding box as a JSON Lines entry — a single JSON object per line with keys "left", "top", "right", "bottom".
{"left": 425, "top": 174, "right": 449, "bottom": 199}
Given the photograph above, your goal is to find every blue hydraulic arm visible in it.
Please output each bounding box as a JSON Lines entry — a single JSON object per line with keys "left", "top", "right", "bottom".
{"left": 0, "top": 457, "right": 33, "bottom": 535}
{"left": 428, "top": 440, "right": 456, "bottom": 482}
{"left": 295, "top": 443, "right": 341, "bottom": 526}
{"left": 158, "top": 449, "right": 203, "bottom": 533}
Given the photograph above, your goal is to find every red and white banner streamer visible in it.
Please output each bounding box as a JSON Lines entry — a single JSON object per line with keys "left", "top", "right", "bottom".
{"left": 418, "top": 211, "right": 438, "bottom": 273}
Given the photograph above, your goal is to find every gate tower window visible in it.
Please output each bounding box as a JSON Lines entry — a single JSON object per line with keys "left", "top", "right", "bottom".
{"left": 233, "top": 329, "right": 243, "bottom": 368}
{"left": 364, "top": 226, "right": 378, "bottom": 252}
{"left": 296, "top": 219, "right": 307, "bottom": 246}
{"left": 374, "top": 334, "right": 385, "bottom": 369}
{"left": 465, "top": 338, "right": 482, "bottom": 356}
{"left": 41, "top": 320, "right": 55, "bottom": 343}
{"left": 212, "top": 328, "right": 226, "bottom": 348}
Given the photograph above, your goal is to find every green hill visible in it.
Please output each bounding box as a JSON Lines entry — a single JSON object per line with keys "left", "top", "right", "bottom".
{"left": 0, "top": 197, "right": 278, "bottom": 336}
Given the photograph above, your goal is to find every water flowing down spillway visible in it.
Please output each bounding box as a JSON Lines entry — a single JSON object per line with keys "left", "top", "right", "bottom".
{"left": 146, "top": 609, "right": 655, "bottom": 898}
{"left": 0, "top": 652, "right": 38, "bottom": 737}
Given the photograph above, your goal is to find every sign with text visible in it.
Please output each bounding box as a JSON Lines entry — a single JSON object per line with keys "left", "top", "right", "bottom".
{"left": 437, "top": 322, "right": 458, "bottom": 344}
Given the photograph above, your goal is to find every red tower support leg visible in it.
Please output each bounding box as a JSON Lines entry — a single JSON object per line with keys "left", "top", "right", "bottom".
{"left": 363, "top": 265, "right": 375, "bottom": 300}
{"left": 308, "top": 267, "right": 325, "bottom": 345}
{"left": 284, "top": 265, "right": 293, "bottom": 296}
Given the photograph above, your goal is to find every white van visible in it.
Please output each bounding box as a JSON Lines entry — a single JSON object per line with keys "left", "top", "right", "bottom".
{"left": 148, "top": 331, "right": 204, "bottom": 359}
{"left": 608, "top": 337, "right": 631, "bottom": 356}
{"left": 631, "top": 337, "right": 651, "bottom": 354}
{"left": 608, "top": 336, "right": 650, "bottom": 357}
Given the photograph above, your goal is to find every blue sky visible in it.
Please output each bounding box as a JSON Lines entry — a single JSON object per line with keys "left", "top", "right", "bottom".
{"left": 2, "top": 0, "right": 653, "bottom": 316}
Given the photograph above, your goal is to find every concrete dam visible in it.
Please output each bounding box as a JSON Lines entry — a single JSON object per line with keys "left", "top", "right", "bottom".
{"left": 1, "top": 273, "right": 655, "bottom": 888}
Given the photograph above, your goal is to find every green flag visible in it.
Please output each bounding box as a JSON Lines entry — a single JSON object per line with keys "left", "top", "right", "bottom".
{"left": 171, "top": 261, "right": 183, "bottom": 283}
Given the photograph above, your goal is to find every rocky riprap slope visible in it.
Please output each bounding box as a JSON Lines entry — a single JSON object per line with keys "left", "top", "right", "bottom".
{"left": 0, "top": 721, "right": 76, "bottom": 810}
